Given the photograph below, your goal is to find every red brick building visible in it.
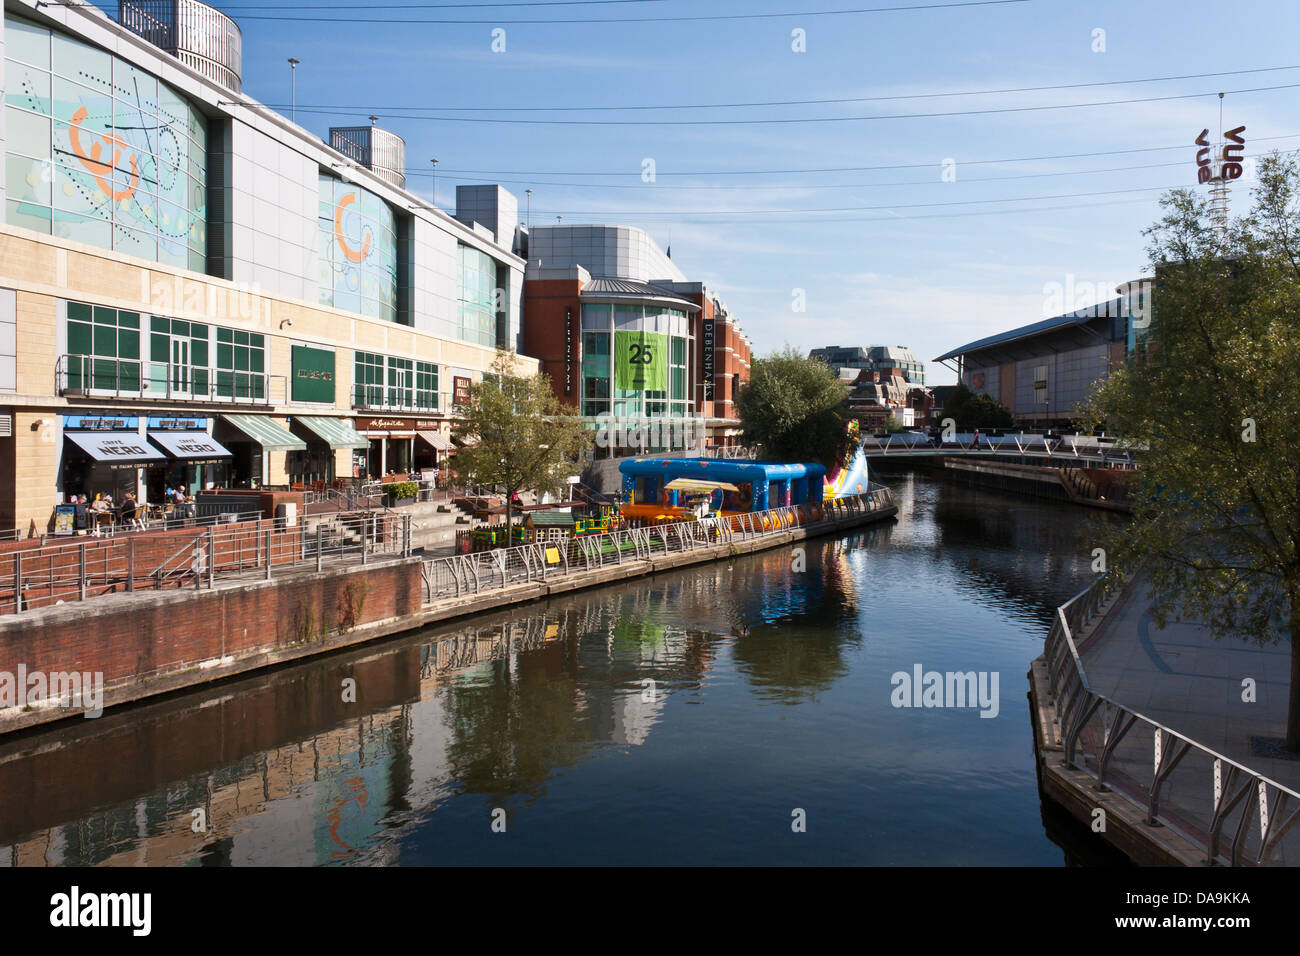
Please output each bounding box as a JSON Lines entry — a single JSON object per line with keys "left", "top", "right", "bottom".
{"left": 521, "top": 225, "right": 751, "bottom": 455}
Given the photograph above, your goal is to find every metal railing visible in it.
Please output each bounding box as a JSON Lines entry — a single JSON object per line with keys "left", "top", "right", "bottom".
{"left": 860, "top": 432, "right": 1139, "bottom": 466}
{"left": 1, "top": 512, "right": 413, "bottom": 615}
{"left": 706, "top": 445, "right": 757, "bottom": 459}
{"left": 420, "top": 486, "right": 895, "bottom": 602}
{"left": 1043, "top": 576, "right": 1300, "bottom": 865}
{"left": 56, "top": 354, "right": 286, "bottom": 405}
{"left": 351, "top": 384, "right": 450, "bottom": 413}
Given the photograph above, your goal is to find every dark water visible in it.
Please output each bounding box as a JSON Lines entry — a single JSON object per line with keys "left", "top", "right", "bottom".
{"left": 0, "top": 471, "right": 1128, "bottom": 866}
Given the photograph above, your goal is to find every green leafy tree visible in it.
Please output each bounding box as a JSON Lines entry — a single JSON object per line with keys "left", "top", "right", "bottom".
{"left": 1080, "top": 152, "right": 1300, "bottom": 749}
{"left": 939, "top": 383, "right": 1014, "bottom": 429}
{"left": 736, "top": 346, "right": 850, "bottom": 467}
{"left": 452, "top": 350, "right": 592, "bottom": 532}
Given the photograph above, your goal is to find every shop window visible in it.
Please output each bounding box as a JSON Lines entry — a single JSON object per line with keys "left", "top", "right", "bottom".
{"left": 354, "top": 350, "right": 384, "bottom": 407}
{"left": 65, "top": 302, "right": 139, "bottom": 390}
{"left": 215, "top": 327, "right": 266, "bottom": 400}
{"left": 416, "top": 361, "right": 439, "bottom": 410}
{"left": 387, "top": 356, "right": 413, "bottom": 408}
{"left": 148, "top": 316, "right": 209, "bottom": 396}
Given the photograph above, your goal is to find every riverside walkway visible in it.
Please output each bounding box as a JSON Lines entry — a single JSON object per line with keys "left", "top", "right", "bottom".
{"left": 1078, "top": 580, "right": 1300, "bottom": 792}
{"left": 1030, "top": 576, "right": 1300, "bottom": 866}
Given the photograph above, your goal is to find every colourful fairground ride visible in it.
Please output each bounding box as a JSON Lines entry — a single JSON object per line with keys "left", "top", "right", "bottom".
{"left": 822, "top": 420, "right": 884, "bottom": 501}
{"left": 618, "top": 457, "right": 828, "bottom": 529}
{"left": 824, "top": 442, "right": 875, "bottom": 500}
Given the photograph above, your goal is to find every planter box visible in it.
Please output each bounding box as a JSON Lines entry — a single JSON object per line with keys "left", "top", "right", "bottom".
{"left": 388, "top": 496, "right": 416, "bottom": 508}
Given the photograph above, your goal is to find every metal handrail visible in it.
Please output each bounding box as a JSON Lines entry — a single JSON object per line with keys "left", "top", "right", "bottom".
{"left": 422, "top": 487, "right": 896, "bottom": 602}
{"left": 1042, "top": 575, "right": 1300, "bottom": 865}
{"left": 55, "top": 354, "right": 286, "bottom": 405}
{"left": 2, "top": 512, "right": 415, "bottom": 616}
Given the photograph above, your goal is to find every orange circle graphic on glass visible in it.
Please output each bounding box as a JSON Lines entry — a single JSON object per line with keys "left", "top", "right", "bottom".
{"left": 69, "top": 106, "right": 139, "bottom": 203}
{"left": 334, "top": 192, "right": 371, "bottom": 263}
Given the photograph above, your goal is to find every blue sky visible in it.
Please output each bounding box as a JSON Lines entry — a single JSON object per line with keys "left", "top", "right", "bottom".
{"left": 200, "top": 1, "right": 1300, "bottom": 383}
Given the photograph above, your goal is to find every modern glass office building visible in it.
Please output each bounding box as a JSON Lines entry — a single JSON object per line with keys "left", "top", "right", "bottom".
{"left": 0, "top": 0, "right": 531, "bottom": 532}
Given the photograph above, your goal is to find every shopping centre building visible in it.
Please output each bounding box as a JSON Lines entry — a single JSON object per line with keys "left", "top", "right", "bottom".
{"left": 932, "top": 283, "right": 1148, "bottom": 427}
{"left": 521, "top": 224, "right": 752, "bottom": 456}
{"left": 0, "top": 0, "right": 537, "bottom": 533}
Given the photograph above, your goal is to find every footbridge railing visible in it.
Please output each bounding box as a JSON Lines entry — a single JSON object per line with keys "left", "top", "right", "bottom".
{"left": 1043, "top": 576, "right": 1300, "bottom": 866}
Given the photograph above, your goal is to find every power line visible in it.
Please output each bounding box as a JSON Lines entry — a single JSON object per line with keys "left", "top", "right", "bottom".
{"left": 205, "top": 0, "right": 1034, "bottom": 24}
{"left": 560, "top": 195, "right": 1172, "bottom": 226}
{"left": 425, "top": 149, "right": 1298, "bottom": 190}
{"left": 401, "top": 135, "right": 1300, "bottom": 178}
{"left": 264, "top": 82, "right": 1300, "bottom": 125}
{"left": 526, "top": 183, "right": 1189, "bottom": 217}
{"left": 272, "top": 63, "right": 1300, "bottom": 114}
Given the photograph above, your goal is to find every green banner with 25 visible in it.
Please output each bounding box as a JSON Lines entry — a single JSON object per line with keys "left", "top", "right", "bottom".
{"left": 614, "top": 331, "right": 668, "bottom": 391}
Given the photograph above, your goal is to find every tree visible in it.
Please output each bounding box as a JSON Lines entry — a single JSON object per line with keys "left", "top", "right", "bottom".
{"left": 735, "top": 346, "right": 850, "bottom": 467}
{"left": 938, "top": 383, "right": 1014, "bottom": 429}
{"left": 451, "top": 350, "right": 592, "bottom": 533}
{"left": 1080, "top": 152, "right": 1300, "bottom": 749}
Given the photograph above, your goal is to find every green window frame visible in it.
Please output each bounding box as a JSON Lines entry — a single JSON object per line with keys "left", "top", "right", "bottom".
{"left": 415, "top": 361, "right": 439, "bottom": 410}
{"left": 65, "top": 301, "right": 139, "bottom": 391}
{"left": 215, "top": 327, "right": 266, "bottom": 400}
{"left": 387, "top": 356, "right": 413, "bottom": 409}
{"left": 354, "top": 350, "right": 385, "bottom": 407}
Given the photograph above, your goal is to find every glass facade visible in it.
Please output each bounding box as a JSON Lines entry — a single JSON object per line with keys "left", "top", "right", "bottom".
{"left": 354, "top": 350, "right": 438, "bottom": 411}
{"left": 318, "top": 174, "right": 398, "bottom": 323}
{"left": 4, "top": 14, "right": 208, "bottom": 270}
{"left": 65, "top": 301, "right": 264, "bottom": 399}
{"left": 457, "top": 243, "right": 496, "bottom": 346}
{"left": 579, "top": 302, "right": 690, "bottom": 418}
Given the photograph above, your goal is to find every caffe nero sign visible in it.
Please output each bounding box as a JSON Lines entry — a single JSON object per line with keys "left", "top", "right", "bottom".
{"left": 292, "top": 346, "right": 335, "bottom": 404}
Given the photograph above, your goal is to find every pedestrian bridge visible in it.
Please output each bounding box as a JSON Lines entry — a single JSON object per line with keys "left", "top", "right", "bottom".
{"left": 861, "top": 432, "right": 1140, "bottom": 468}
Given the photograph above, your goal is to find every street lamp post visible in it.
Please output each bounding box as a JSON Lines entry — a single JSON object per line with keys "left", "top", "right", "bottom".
{"left": 288, "top": 58, "right": 299, "bottom": 122}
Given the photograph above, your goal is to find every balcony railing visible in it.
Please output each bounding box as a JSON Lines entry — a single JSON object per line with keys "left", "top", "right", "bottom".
{"left": 56, "top": 355, "right": 285, "bottom": 405}
{"left": 351, "top": 384, "right": 446, "bottom": 413}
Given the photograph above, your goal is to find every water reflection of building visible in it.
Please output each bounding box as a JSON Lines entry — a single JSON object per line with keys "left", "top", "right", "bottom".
{"left": 1, "top": 556, "right": 875, "bottom": 866}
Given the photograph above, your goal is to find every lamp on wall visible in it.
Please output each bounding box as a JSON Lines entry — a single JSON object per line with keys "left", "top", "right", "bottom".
{"left": 279, "top": 319, "right": 293, "bottom": 330}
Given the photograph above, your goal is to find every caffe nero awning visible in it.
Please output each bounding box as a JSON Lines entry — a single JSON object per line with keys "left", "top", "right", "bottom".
{"left": 293, "top": 416, "right": 369, "bottom": 450}
{"left": 221, "top": 414, "right": 307, "bottom": 452}
{"left": 65, "top": 431, "right": 166, "bottom": 470}
{"left": 149, "top": 431, "right": 233, "bottom": 466}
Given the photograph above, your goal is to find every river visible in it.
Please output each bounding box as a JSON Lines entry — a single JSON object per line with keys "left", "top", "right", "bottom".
{"left": 0, "top": 470, "right": 1129, "bottom": 866}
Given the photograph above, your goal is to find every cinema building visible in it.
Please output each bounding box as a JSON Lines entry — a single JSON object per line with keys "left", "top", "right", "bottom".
{"left": 0, "top": 0, "right": 534, "bottom": 533}
{"left": 520, "top": 224, "right": 751, "bottom": 456}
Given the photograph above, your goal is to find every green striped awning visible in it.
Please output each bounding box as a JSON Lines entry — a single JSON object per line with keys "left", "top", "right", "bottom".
{"left": 293, "top": 416, "right": 370, "bottom": 450}
{"left": 221, "top": 414, "right": 307, "bottom": 452}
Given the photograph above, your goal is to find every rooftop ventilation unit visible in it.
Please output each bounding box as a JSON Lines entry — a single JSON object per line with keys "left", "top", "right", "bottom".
{"left": 329, "top": 119, "right": 407, "bottom": 190}
{"left": 118, "top": 0, "right": 242, "bottom": 93}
